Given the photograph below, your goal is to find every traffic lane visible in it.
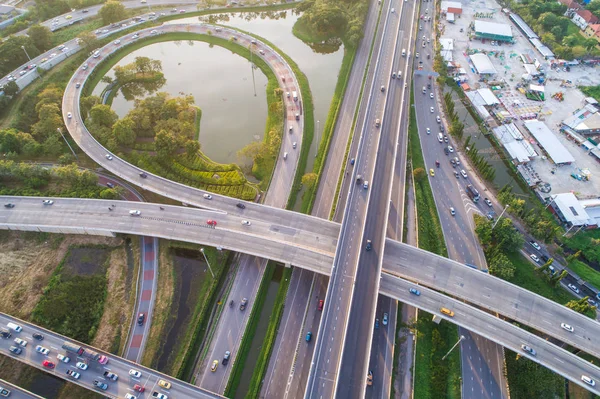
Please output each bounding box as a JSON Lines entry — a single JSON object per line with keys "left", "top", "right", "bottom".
{"left": 199, "top": 256, "right": 265, "bottom": 393}
{"left": 460, "top": 330, "right": 506, "bottom": 399}
{"left": 379, "top": 274, "right": 600, "bottom": 395}
{"left": 365, "top": 296, "right": 395, "bottom": 399}
{"left": 0, "top": 378, "right": 44, "bottom": 399}
{"left": 383, "top": 242, "right": 600, "bottom": 358}
{"left": 0, "top": 314, "right": 223, "bottom": 399}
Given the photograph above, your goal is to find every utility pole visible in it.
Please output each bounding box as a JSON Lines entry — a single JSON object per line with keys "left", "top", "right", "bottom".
{"left": 315, "top": 120, "right": 320, "bottom": 156}
{"left": 442, "top": 335, "right": 465, "bottom": 360}
{"left": 200, "top": 248, "right": 215, "bottom": 279}
{"left": 492, "top": 204, "right": 509, "bottom": 229}
{"left": 56, "top": 128, "right": 78, "bottom": 159}
{"left": 21, "top": 46, "right": 31, "bottom": 62}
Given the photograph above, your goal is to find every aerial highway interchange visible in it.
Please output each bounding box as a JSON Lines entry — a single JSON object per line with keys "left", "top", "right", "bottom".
{"left": 1, "top": 0, "right": 599, "bottom": 398}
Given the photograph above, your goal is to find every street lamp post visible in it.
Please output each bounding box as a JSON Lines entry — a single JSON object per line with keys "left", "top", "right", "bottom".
{"left": 56, "top": 128, "right": 78, "bottom": 159}
{"left": 492, "top": 204, "right": 509, "bottom": 229}
{"left": 21, "top": 46, "right": 31, "bottom": 62}
{"left": 442, "top": 335, "right": 465, "bottom": 361}
{"left": 315, "top": 120, "right": 320, "bottom": 156}
{"left": 200, "top": 248, "right": 215, "bottom": 279}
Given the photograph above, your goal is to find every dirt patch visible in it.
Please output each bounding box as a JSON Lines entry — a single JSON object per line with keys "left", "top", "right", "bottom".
{"left": 0, "top": 232, "right": 122, "bottom": 319}
{"left": 142, "top": 239, "right": 175, "bottom": 368}
{"left": 91, "top": 244, "right": 133, "bottom": 354}
{"left": 62, "top": 247, "right": 111, "bottom": 276}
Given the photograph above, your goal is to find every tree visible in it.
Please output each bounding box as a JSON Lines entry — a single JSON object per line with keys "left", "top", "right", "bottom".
{"left": 98, "top": 0, "right": 127, "bottom": 25}
{"left": 539, "top": 12, "right": 558, "bottom": 31}
{"left": 537, "top": 258, "right": 554, "bottom": 275}
{"left": 474, "top": 214, "right": 493, "bottom": 246}
{"left": 28, "top": 25, "right": 53, "bottom": 52}
{"left": 488, "top": 250, "right": 516, "bottom": 279}
{"left": 2, "top": 81, "right": 19, "bottom": 97}
{"left": 89, "top": 104, "right": 118, "bottom": 128}
{"left": 154, "top": 130, "right": 178, "bottom": 159}
{"left": 32, "top": 103, "right": 62, "bottom": 140}
{"left": 540, "top": 32, "right": 556, "bottom": 46}
{"left": 550, "top": 26, "right": 564, "bottom": 41}
{"left": 184, "top": 140, "right": 200, "bottom": 158}
{"left": 77, "top": 31, "right": 99, "bottom": 51}
{"left": 550, "top": 269, "right": 567, "bottom": 287}
{"left": 493, "top": 217, "right": 524, "bottom": 253}
{"left": 413, "top": 167, "right": 426, "bottom": 182}
{"left": 572, "top": 45, "right": 588, "bottom": 59}
{"left": 301, "top": 172, "right": 318, "bottom": 189}
{"left": 112, "top": 118, "right": 136, "bottom": 146}
{"left": 565, "top": 297, "right": 596, "bottom": 316}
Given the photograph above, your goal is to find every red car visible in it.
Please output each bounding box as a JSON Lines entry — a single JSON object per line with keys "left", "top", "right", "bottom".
{"left": 42, "top": 360, "right": 55, "bottom": 369}
{"left": 207, "top": 220, "right": 217, "bottom": 226}
{"left": 318, "top": 299, "right": 324, "bottom": 311}
{"left": 133, "top": 384, "right": 145, "bottom": 393}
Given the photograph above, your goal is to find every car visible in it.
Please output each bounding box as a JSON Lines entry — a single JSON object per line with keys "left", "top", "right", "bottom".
{"left": 426, "top": 127, "right": 431, "bottom": 134}
{"left": 367, "top": 370, "right": 373, "bottom": 386}
{"left": 529, "top": 241, "right": 541, "bottom": 250}
{"left": 41, "top": 57, "right": 48, "bottom": 63}
{"left": 104, "top": 371, "right": 118, "bottom": 381}
{"left": 222, "top": 350, "right": 231, "bottom": 365}
{"left": 391, "top": 7, "right": 395, "bottom": 12}
{"left": 152, "top": 392, "right": 168, "bottom": 399}
{"left": 430, "top": 106, "right": 434, "bottom": 113}
{"left": 381, "top": 85, "right": 385, "bottom": 92}
{"left": 440, "top": 307, "right": 454, "bottom": 317}
{"left": 133, "top": 384, "right": 145, "bottom": 392}
{"left": 179, "top": 9, "right": 186, "bottom": 13}
{"left": 436, "top": 115, "right": 441, "bottom": 123}
{"left": 484, "top": 198, "right": 493, "bottom": 207}
{"left": 65, "top": 15, "right": 72, "bottom": 19}
{"left": 292, "top": 141, "right": 297, "bottom": 149}
{"left": 416, "top": 52, "right": 419, "bottom": 58}
{"left": 9, "top": 345, "right": 22, "bottom": 355}
{"left": 560, "top": 323, "right": 574, "bottom": 332}
{"left": 375, "top": 318, "right": 380, "bottom": 329}
{"left": 93, "top": 380, "right": 108, "bottom": 390}
{"left": 61, "top": 47, "right": 69, "bottom": 53}
{"left": 409, "top": 288, "right": 421, "bottom": 296}
{"left": 529, "top": 254, "right": 540, "bottom": 263}
{"left": 454, "top": 171, "right": 459, "bottom": 178}
{"left": 129, "top": 210, "right": 141, "bottom": 216}
{"left": 211, "top": 360, "right": 219, "bottom": 372}
{"left": 318, "top": 299, "right": 324, "bottom": 311}
{"left": 240, "top": 297, "right": 248, "bottom": 311}
{"left": 57, "top": 353, "right": 70, "bottom": 363}
{"left": 126, "top": 394, "right": 137, "bottom": 399}
{"left": 375, "top": 118, "right": 381, "bottom": 127}
{"left": 158, "top": 380, "right": 171, "bottom": 389}
{"left": 113, "top": 40, "right": 121, "bottom": 45}
{"left": 391, "top": 72, "right": 396, "bottom": 79}
{"left": 66, "top": 369, "right": 80, "bottom": 379}
{"left": 42, "top": 359, "right": 55, "bottom": 369}
{"left": 350, "top": 158, "right": 355, "bottom": 165}
{"left": 32, "top": 333, "right": 44, "bottom": 340}
{"left": 236, "top": 202, "right": 246, "bottom": 209}
{"left": 460, "top": 169, "right": 467, "bottom": 178}
{"left": 82, "top": 9, "right": 88, "bottom": 12}
{"left": 137, "top": 313, "right": 145, "bottom": 326}
{"left": 430, "top": 93, "right": 434, "bottom": 99}
{"left": 568, "top": 283, "right": 580, "bottom": 294}
{"left": 366, "top": 239, "right": 372, "bottom": 251}
{"left": 520, "top": 344, "right": 536, "bottom": 356}
{"left": 139, "top": 172, "right": 147, "bottom": 178}
{"left": 448, "top": 146, "right": 454, "bottom": 153}
{"left": 36, "top": 345, "right": 50, "bottom": 355}
{"left": 203, "top": 194, "right": 212, "bottom": 200}
{"left": 581, "top": 375, "right": 596, "bottom": 386}
{"left": 58, "top": 44, "right": 65, "bottom": 50}
{"left": 150, "top": 30, "right": 158, "bottom": 35}
{"left": 206, "top": 219, "right": 217, "bottom": 226}
{"left": 129, "top": 369, "right": 142, "bottom": 378}
{"left": 429, "top": 168, "right": 435, "bottom": 177}
{"left": 444, "top": 147, "right": 449, "bottom": 155}
{"left": 450, "top": 207, "right": 456, "bottom": 216}
{"left": 3, "top": 202, "right": 15, "bottom": 209}
{"left": 106, "top": 182, "right": 114, "bottom": 188}
{"left": 241, "top": 220, "right": 251, "bottom": 226}
{"left": 486, "top": 212, "right": 495, "bottom": 221}
{"left": 14, "top": 338, "right": 27, "bottom": 347}
{"left": 105, "top": 154, "right": 113, "bottom": 160}
{"left": 305, "top": 331, "right": 312, "bottom": 342}
{"left": 28, "top": 64, "right": 37, "bottom": 70}
{"left": 382, "top": 312, "right": 389, "bottom": 325}
{"left": 67, "top": 112, "right": 72, "bottom": 119}
{"left": 132, "top": 34, "right": 139, "bottom": 39}
{"left": 76, "top": 362, "right": 88, "bottom": 370}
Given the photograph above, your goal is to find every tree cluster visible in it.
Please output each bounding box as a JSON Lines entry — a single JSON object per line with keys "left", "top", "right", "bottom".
{"left": 511, "top": 0, "right": 600, "bottom": 60}
{"left": 474, "top": 214, "right": 523, "bottom": 279}
{"left": 98, "top": 0, "right": 127, "bottom": 25}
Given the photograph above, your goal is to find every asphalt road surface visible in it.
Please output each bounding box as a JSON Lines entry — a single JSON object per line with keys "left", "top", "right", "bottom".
{"left": 0, "top": 379, "right": 44, "bottom": 399}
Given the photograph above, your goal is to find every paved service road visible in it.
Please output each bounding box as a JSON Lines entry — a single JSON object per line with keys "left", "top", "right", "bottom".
{"left": 0, "top": 379, "right": 44, "bottom": 399}
{"left": 0, "top": 314, "right": 224, "bottom": 399}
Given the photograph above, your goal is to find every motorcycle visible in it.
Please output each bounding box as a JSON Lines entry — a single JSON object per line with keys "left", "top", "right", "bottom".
{"left": 229, "top": 300, "right": 234, "bottom": 308}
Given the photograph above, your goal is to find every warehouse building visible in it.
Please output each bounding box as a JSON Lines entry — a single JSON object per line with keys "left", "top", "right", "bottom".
{"left": 470, "top": 53, "right": 498, "bottom": 75}
{"left": 474, "top": 20, "right": 514, "bottom": 42}
{"left": 523, "top": 120, "right": 575, "bottom": 165}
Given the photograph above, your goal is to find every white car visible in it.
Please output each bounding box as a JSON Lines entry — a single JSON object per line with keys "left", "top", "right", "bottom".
{"left": 105, "top": 154, "right": 113, "bottom": 160}
{"left": 61, "top": 47, "right": 68, "bottom": 52}
{"left": 42, "top": 200, "right": 54, "bottom": 205}
{"left": 241, "top": 220, "right": 251, "bottom": 226}
{"left": 520, "top": 344, "right": 536, "bottom": 356}
{"left": 582, "top": 375, "right": 596, "bottom": 386}
{"left": 35, "top": 345, "right": 50, "bottom": 355}
{"left": 76, "top": 362, "right": 88, "bottom": 370}
{"left": 125, "top": 394, "right": 136, "bottom": 399}
{"left": 14, "top": 338, "right": 27, "bottom": 347}
{"left": 113, "top": 40, "right": 121, "bottom": 45}
{"left": 67, "top": 112, "right": 72, "bottom": 119}
{"left": 129, "top": 369, "right": 142, "bottom": 378}
{"left": 57, "top": 354, "right": 70, "bottom": 363}
{"left": 66, "top": 369, "right": 80, "bottom": 379}
{"left": 203, "top": 194, "right": 212, "bottom": 200}
{"left": 529, "top": 254, "right": 540, "bottom": 263}
{"left": 460, "top": 169, "right": 467, "bottom": 178}
{"left": 292, "top": 142, "right": 297, "bottom": 149}
{"left": 132, "top": 34, "right": 139, "bottom": 39}
{"left": 150, "top": 29, "right": 158, "bottom": 35}
{"left": 568, "top": 283, "right": 580, "bottom": 294}
{"left": 416, "top": 52, "right": 419, "bottom": 58}
{"left": 430, "top": 93, "right": 434, "bottom": 99}
{"left": 560, "top": 323, "right": 574, "bottom": 332}
{"left": 426, "top": 128, "right": 431, "bottom": 134}
{"left": 529, "top": 241, "right": 541, "bottom": 250}
{"left": 430, "top": 107, "right": 434, "bottom": 113}
{"left": 129, "top": 210, "right": 141, "bottom": 216}
{"left": 448, "top": 146, "right": 454, "bottom": 153}
{"left": 436, "top": 115, "right": 441, "bottom": 123}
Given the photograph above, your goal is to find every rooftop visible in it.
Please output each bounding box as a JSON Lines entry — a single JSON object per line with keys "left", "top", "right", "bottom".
{"left": 523, "top": 120, "right": 576, "bottom": 164}
{"left": 552, "top": 193, "right": 592, "bottom": 226}
{"left": 474, "top": 20, "right": 513, "bottom": 38}
{"left": 470, "top": 53, "right": 498, "bottom": 74}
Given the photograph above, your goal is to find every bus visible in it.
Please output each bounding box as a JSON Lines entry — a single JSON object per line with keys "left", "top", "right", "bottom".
{"left": 466, "top": 185, "right": 480, "bottom": 202}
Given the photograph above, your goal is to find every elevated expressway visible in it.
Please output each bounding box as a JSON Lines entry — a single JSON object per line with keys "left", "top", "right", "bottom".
{"left": 3, "top": 196, "right": 600, "bottom": 392}
{"left": 31, "top": 11, "right": 599, "bottom": 398}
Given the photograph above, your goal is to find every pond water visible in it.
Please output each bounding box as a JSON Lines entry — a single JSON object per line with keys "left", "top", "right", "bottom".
{"left": 94, "top": 9, "right": 344, "bottom": 171}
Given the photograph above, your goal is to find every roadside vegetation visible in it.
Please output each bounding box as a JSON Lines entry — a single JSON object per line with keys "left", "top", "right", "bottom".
{"left": 580, "top": 85, "right": 600, "bottom": 102}
{"left": 407, "top": 87, "right": 460, "bottom": 399}
{"left": 504, "top": 350, "right": 565, "bottom": 398}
